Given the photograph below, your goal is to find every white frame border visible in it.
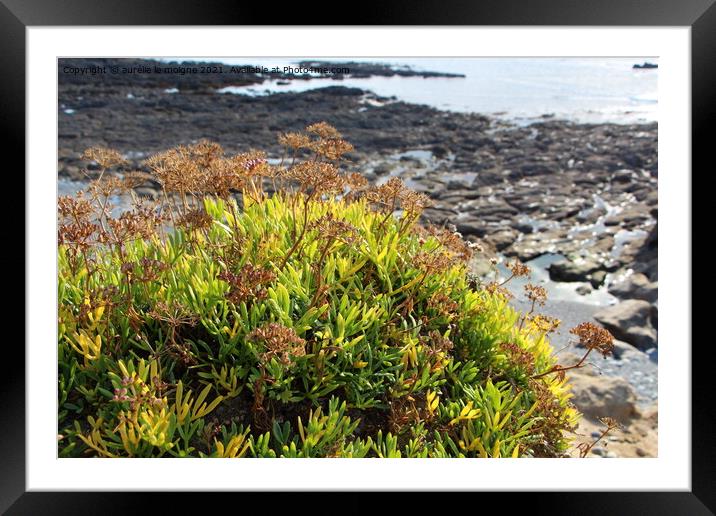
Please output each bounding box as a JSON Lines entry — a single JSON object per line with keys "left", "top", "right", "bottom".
{"left": 27, "top": 26, "right": 690, "bottom": 491}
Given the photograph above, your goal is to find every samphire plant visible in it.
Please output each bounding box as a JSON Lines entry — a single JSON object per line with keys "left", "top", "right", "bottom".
{"left": 58, "top": 122, "right": 614, "bottom": 458}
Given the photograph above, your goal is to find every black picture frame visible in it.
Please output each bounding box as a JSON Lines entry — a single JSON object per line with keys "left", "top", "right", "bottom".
{"left": 3, "top": 1, "right": 708, "bottom": 513}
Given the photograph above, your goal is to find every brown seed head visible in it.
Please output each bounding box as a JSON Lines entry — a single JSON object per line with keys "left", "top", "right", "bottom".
{"left": 524, "top": 283, "right": 548, "bottom": 306}
{"left": 82, "top": 147, "right": 127, "bottom": 169}
{"left": 247, "top": 322, "right": 306, "bottom": 366}
{"left": 570, "top": 322, "right": 615, "bottom": 358}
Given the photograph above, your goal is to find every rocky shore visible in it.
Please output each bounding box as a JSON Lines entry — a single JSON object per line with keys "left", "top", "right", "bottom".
{"left": 58, "top": 58, "right": 658, "bottom": 457}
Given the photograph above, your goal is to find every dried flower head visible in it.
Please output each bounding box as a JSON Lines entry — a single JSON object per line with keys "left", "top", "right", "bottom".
{"left": 287, "top": 161, "right": 345, "bottom": 196}
{"left": 122, "top": 171, "right": 154, "bottom": 190}
{"left": 308, "top": 212, "right": 359, "bottom": 244}
{"left": 247, "top": 322, "right": 306, "bottom": 366}
{"left": 599, "top": 416, "right": 622, "bottom": 430}
{"left": 427, "top": 292, "right": 459, "bottom": 318}
{"left": 143, "top": 141, "right": 230, "bottom": 194}
{"left": 483, "top": 281, "right": 514, "bottom": 300}
{"left": 219, "top": 264, "right": 276, "bottom": 304}
{"left": 364, "top": 178, "right": 406, "bottom": 209}
{"left": 345, "top": 172, "right": 369, "bottom": 190}
{"left": 232, "top": 152, "right": 269, "bottom": 176}
{"left": 88, "top": 175, "right": 127, "bottom": 200}
{"left": 82, "top": 147, "right": 127, "bottom": 169}
{"left": 177, "top": 208, "right": 213, "bottom": 232}
{"left": 278, "top": 131, "right": 311, "bottom": 150}
{"left": 507, "top": 259, "right": 531, "bottom": 278}
{"left": 400, "top": 190, "right": 433, "bottom": 216}
{"left": 106, "top": 206, "right": 161, "bottom": 242}
{"left": 423, "top": 225, "right": 472, "bottom": 262}
{"left": 58, "top": 195, "right": 94, "bottom": 222}
{"left": 58, "top": 220, "right": 98, "bottom": 250}
{"left": 570, "top": 322, "right": 615, "bottom": 358}
{"left": 413, "top": 250, "right": 454, "bottom": 275}
{"left": 137, "top": 257, "right": 168, "bottom": 282}
{"left": 499, "top": 342, "right": 536, "bottom": 374}
{"left": 306, "top": 121, "right": 342, "bottom": 140}
{"left": 524, "top": 283, "right": 548, "bottom": 306}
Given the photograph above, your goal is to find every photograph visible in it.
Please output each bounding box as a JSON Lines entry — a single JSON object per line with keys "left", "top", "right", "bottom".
{"left": 56, "top": 56, "right": 659, "bottom": 459}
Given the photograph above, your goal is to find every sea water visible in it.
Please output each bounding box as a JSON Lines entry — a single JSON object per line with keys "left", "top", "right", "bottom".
{"left": 197, "top": 57, "right": 658, "bottom": 125}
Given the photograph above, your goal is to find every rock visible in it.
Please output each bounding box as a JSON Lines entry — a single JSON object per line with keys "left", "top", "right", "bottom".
{"left": 610, "top": 339, "right": 644, "bottom": 361}
{"left": 373, "top": 163, "right": 394, "bottom": 175}
{"left": 485, "top": 229, "right": 517, "bottom": 251}
{"left": 591, "top": 447, "right": 606, "bottom": 457}
{"left": 591, "top": 235, "right": 615, "bottom": 255}
{"left": 455, "top": 219, "right": 487, "bottom": 238}
{"left": 576, "top": 206, "right": 607, "bottom": 224}
{"left": 593, "top": 299, "right": 657, "bottom": 350}
{"left": 603, "top": 207, "right": 650, "bottom": 228}
{"left": 576, "top": 285, "right": 592, "bottom": 296}
{"left": 568, "top": 372, "right": 639, "bottom": 423}
{"left": 608, "top": 273, "right": 658, "bottom": 303}
{"left": 549, "top": 258, "right": 602, "bottom": 282}
{"left": 589, "top": 270, "right": 607, "bottom": 288}
{"left": 612, "top": 169, "right": 636, "bottom": 183}
{"left": 511, "top": 221, "right": 534, "bottom": 234}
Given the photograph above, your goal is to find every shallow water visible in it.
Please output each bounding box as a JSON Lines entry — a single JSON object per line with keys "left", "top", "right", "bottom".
{"left": 497, "top": 253, "right": 618, "bottom": 307}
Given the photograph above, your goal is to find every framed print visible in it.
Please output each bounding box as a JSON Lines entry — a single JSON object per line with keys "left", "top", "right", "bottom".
{"left": 3, "top": 0, "right": 710, "bottom": 513}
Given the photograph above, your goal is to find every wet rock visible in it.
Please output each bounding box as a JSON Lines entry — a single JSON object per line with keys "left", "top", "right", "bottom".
{"left": 603, "top": 206, "right": 650, "bottom": 228}
{"left": 589, "top": 270, "right": 607, "bottom": 288}
{"left": 608, "top": 272, "right": 657, "bottom": 303}
{"left": 612, "top": 169, "right": 636, "bottom": 183}
{"left": 455, "top": 219, "right": 487, "bottom": 238}
{"left": 593, "top": 299, "right": 657, "bottom": 350}
{"left": 511, "top": 221, "right": 534, "bottom": 234}
{"left": 485, "top": 229, "right": 517, "bottom": 251}
{"left": 373, "top": 163, "right": 394, "bottom": 175}
{"left": 548, "top": 258, "right": 602, "bottom": 282}
{"left": 576, "top": 285, "right": 592, "bottom": 296}
{"left": 576, "top": 206, "right": 607, "bottom": 224}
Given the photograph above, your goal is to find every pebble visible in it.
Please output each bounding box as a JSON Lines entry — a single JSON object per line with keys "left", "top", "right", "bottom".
{"left": 591, "top": 447, "right": 606, "bottom": 456}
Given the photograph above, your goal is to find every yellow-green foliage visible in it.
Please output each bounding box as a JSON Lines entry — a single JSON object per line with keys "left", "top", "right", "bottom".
{"left": 58, "top": 124, "right": 580, "bottom": 458}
